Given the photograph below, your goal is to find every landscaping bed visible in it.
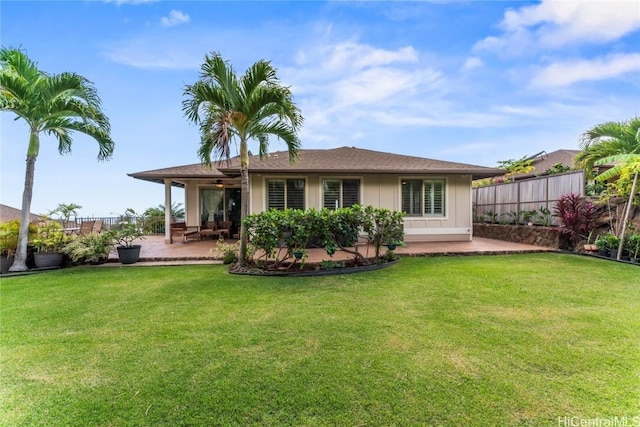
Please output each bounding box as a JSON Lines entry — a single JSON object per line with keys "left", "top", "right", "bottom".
{"left": 230, "top": 258, "right": 400, "bottom": 276}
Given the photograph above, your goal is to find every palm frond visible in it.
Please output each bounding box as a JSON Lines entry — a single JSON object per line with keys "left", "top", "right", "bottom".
{"left": 0, "top": 47, "right": 43, "bottom": 87}
{"left": 251, "top": 121, "right": 301, "bottom": 164}
{"left": 50, "top": 119, "right": 115, "bottom": 160}
{"left": 197, "top": 110, "right": 235, "bottom": 166}
{"left": 200, "top": 53, "right": 242, "bottom": 109}
{"left": 594, "top": 154, "right": 640, "bottom": 182}
{"left": 240, "top": 59, "right": 277, "bottom": 100}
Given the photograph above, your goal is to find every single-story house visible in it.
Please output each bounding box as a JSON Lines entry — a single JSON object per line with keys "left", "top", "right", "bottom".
{"left": 129, "top": 146, "right": 501, "bottom": 243}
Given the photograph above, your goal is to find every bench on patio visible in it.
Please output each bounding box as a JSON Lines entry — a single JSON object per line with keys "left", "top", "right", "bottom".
{"left": 170, "top": 222, "right": 200, "bottom": 243}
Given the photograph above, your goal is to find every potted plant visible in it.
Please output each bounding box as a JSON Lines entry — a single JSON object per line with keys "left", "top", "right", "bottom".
{"left": 0, "top": 220, "right": 20, "bottom": 273}
{"left": 583, "top": 230, "right": 598, "bottom": 252}
{"left": 602, "top": 233, "right": 621, "bottom": 259}
{"left": 107, "top": 209, "right": 146, "bottom": 264}
{"left": 32, "top": 221, "right": 69, "bottom": 268}
{"left": 63, "top": 232, "right": 113, "bottom": 265}
{"left": 625, "top": 233, "right": 640, "bottom": 263}
{"left": 595, "top": 235, "right": 609, "bottom": 257}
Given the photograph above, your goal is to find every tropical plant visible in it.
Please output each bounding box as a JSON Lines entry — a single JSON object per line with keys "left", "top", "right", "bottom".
{"left": 544, "top": 163, "right": 572, "bottom": 175}
{"left": 594, "top": 154, "right": 640, "bottom": 201}
{"left": 626, "top": 233, "right": 640, "bottom": 260}
{"left": 553, "top": 193, "right": 596, "bottom": 249}
{"left": 483, "top": 210, "right": 498, "bottom": 223}
{"left": 142, "top": 202, "right": 185, "bottom": 234}
{"left": 522, "top": 209, "right": 537, "bottom": 225}
{"left": 497, "top": 156, "right": 535, "bottom": 181}
{"left": 0, "top": 220, "right": 24, "bottom": 257}
{"left": 360, "top": 206, "right": 405, "bottom": 261}
{"left": 144, "top": 202, "right": 185, "bottom": 222}
{"left": 183, "top": 52, "right": 303, "bottom": 267}
{"left": 595, "top": 153, "right": 640, "bottom": 260}
{"left": 62, "top": 232, "right": 112, "bottom": 264}
{"left": 575, "top": 117, "right": 640, "bottom": 179}
{"left": 0, "top": 48, "right": 114, "bottom": 271}
{"left": 48, "top": 203, "right": 82, "bottom": 227}
{"left": 504, "top": 211, "right": 521, "bottom": 225}
{"left": 214, "top": 238, "right": 239, "bottom": 265}
{"left": 535, "top": 206, "right": 554, "bottom": 227}
{"left": 107, "top": 209, "right": 145, "bottom": 248}
{"left": 32, "top": 221, "right": 69, "bottom": 253}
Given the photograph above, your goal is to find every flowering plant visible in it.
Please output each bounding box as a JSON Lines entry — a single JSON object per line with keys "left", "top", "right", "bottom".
{"left": 107, "top": 209, "right": 146, "bottom": 247}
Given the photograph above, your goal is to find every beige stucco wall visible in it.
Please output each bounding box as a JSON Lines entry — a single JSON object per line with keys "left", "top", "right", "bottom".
{"left": 248, "top": 173, "right": 473, "bottom": 242}
{"left": 178, "top": 174, "right": 472, "bottom": 241}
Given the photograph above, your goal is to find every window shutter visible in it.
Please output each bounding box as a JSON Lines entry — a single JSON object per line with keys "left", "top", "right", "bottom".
{"left": 286, "top": 179, "right": 305, "bottom": 210}
{"left": 433, "top": 181, "right": 445, "bottom": 215}
{"left": 267, "top": 180, "right": 285, "bottom": 210}
{"left": 323, "top": 180, "right": 341, "bottom": 210}
{"left": 424, "top": 180, "right": 445, "bottom": 216}
{"left": 402, "top": 180, "right": 422, "bottom": 216}
{"left": 342, "top": 179, "right": 360, "bottom": 207}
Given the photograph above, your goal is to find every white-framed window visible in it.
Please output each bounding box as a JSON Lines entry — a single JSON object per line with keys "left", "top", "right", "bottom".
{"left": 266, "top": 179, "right": 305, "bottom": 210}
{"left": 401, "top": 179, "right": 446, "bottom": 217}
{"left": 322, "top": 178, "right": 360, "bottom": 210}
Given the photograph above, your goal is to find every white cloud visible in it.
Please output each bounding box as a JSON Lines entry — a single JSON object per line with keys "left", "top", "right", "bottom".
{"left": 103, "top": 38, "right": 201, "bottom": 69}
{"left": 161, "top": 10, "right": 190, "bottom": 28}
{"left": 462, "top": 57, "right": 483, "bottom": 72}
{"left": 475, "top": 0, "right": 640, "bottom": 52}
{"left": 531, "top": 53, "right": 640, "bottom": 88}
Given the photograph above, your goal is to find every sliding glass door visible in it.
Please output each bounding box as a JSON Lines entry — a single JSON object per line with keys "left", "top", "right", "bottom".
{"left": 200, "top": 188, "right": 224, "bottom": 226}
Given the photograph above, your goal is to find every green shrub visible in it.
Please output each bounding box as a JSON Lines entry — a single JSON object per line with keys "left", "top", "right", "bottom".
{"left": 63, "top": 232, "right": 112, "bottom": 264}
{"left": 243, "top": 205, "right": 405, "bottom": 269}
{"left": 0, "top": 220, "right": 21, "bottom": 257}
{"left": 32, "top": 221, "right": 69, "bottom": 253}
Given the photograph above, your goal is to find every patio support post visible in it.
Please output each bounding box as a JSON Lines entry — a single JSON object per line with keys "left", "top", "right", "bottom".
{"left": 164, "top": 179, "right": 172, "bottom": 244}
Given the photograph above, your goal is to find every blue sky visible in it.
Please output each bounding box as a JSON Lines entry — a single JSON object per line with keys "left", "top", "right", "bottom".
{"left": 1, "top": 0, "right": 639, "bottom": 217}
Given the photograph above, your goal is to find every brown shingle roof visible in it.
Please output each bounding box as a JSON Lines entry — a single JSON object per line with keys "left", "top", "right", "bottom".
{"left": 511, "top": 149, "right": 580, "bottom": 180}
{"left": 128, "top": 163, "right": 228, "bottom": 185}
{"left": 0, "top": 204, "right": 44, "bottom": 223}
{"left": 130, "top": 147, "right": 502, "bottom": 183}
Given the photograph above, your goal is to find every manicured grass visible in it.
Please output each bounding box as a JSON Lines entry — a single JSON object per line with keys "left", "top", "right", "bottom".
{"left": 1, "top": 254, "right": 638, "bottom": 426}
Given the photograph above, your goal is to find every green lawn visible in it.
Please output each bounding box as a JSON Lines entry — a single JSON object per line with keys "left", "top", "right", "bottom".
{"left": 1, "top": 254, "right": 638, "bottom": 426}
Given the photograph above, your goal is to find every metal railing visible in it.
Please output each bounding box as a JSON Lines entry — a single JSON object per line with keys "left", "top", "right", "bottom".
{"left": 69, "top": 217, "right": 166, "bottom": 234}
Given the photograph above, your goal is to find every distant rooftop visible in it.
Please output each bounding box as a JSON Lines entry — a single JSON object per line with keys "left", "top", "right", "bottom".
{"left": 0, "top": 204, "right": 44, "bottom": 223}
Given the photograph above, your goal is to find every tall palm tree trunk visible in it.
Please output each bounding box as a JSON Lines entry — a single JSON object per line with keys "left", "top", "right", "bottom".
{"left": 238, "top": 137, "right": 250, "bottom": 266}
{"left": 239, "top": 165, "right": 250, "bottom": 266}
{"left": 10, "top": 155, "right": 37, "bottom": 272}
{"left": 616, "top": 171, "right": 639, "bottom": 260}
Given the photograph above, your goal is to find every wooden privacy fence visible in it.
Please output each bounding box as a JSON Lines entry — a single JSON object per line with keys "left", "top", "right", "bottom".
{"left": 473, "top": 171, "right": 585, "bottom": 222}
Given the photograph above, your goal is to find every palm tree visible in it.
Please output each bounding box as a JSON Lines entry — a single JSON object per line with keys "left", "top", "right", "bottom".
{"left": 575, "top": 117, "right": 640, "bottom": 178}
{"left": 183, "top": 53, "right": 303, "bottom": 266}
{"left": 49, "top": 202, "right": 82, "bottom": 227}
{"left": 0, "top": 48, "right": 114, "bottom": 271}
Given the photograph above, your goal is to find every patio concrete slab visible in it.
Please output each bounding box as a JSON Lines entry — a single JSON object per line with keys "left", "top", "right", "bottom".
{"left": 107, "top": 235, "right": 554, "bottom": 266}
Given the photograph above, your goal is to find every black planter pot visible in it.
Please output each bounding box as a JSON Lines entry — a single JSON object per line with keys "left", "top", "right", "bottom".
{"left": 117, "top": 245, "right": 142, "bottom": 264}
{"left": 34, "top": 252, "right": 64, "bottom": 268}
{"left": 1, "top": 255, "right": 14, "bottom": 274}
